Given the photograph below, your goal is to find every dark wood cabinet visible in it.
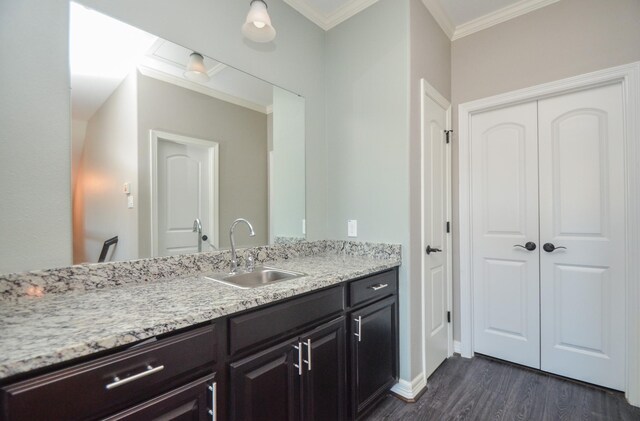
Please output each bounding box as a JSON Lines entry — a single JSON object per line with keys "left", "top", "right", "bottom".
{"left": 229, "top": 317, "right": 347, "bottom": 421}
{"left": 1, "top": 268, "right": 399, "bottom": 421}
{"left": 301, "top": 318, "right": 347, "bottom": 421}
{"left": 350, "top": 296, "right": 398, "bottom": 419}
{"left": 229, "top": 338, "right": 301, "bottom": 421}
{"left": 103, "top": 373, "right": 216, "bottom": 421}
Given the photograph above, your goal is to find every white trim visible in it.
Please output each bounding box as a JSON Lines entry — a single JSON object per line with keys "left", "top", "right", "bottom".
{"left": 453, "top": 340, "right": 462, "bottom": 354}
{"left": 138, "top": 66, "right": 269, "bottom": 115}
{"left": 452, "top": 0, "right": 560, "bottom": 40}
{"left": 150, "top": 130, "right": 220, "bottom": 256}
{"left": 283, "top": 0, "right": 379, "bottom": 31}
{"left": 420, "top": 79, "right": 454, "bottom": 386}
{"left": 420, "top": 0, "right": 454, "bottom": 39}
{"left": 390, "top": 373, "right": 427, "bottom": 401}
{"left": 458, "top": 62, "right": 640, "bottom": 406}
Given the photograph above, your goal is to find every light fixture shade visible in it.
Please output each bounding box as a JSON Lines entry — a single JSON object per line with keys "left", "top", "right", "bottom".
{"left": 184, "top": 52, "right": 210, "bottom": 83}
{"left": 242, "top": 0, "right": 276, "bottom": 43}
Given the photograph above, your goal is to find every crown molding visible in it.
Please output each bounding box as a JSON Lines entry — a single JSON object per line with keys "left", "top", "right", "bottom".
{"left": 421, "top": 0, "right": 454, "bottom": 39}
{"left": 451, "top": 0, "right": 561, "bottom": 40}
{"left": 283, "top": 0, "right": 380, "bottom": 31}
{"left": 138, "top": 66, "right": 270, "bottom": 115}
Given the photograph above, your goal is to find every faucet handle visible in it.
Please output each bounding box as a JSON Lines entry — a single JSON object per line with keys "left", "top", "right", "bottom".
{"left": 245, "top": 254, "right": 255, "bottom": 272}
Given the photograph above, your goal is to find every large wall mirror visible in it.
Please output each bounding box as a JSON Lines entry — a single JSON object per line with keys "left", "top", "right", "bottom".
{"left": 69, "top": 3, "right": 306, "bottom": 264}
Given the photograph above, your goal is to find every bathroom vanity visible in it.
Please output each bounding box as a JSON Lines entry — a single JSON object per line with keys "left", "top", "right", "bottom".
{"left": 0, "top": 242, "right": 400, "bottom": 420}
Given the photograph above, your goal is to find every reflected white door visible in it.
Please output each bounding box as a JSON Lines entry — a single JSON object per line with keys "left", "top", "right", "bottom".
{"left": 538, "top": 84, "right": 626, "bottom": 390}
{"left": 471, "top": 102, "right": 541, "bottom": 369}
{"left": 422, "top": 87, "right": 450, "bottom": 378}
{"left": 156, "top": 138, "right": 216, "bottom": 256}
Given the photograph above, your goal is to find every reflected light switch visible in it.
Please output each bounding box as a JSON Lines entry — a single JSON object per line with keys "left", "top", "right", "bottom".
{"left": 347, "top": 220, "right": 357, "bottom": 237}
{"left": 127, "top": 195, "right": 134, "bottom": 209}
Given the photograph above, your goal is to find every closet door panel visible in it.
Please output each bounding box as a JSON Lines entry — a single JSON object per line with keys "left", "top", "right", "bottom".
{"left": 471, "top": 102, "right": 540, "bottom": 368}
{"left": 538, "top": 83, "right": 626, "bottom": 390}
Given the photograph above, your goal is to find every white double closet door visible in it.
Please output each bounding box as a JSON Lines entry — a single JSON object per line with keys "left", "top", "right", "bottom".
{"left": 471, "top": 83, "right": 626, "bottom": 390}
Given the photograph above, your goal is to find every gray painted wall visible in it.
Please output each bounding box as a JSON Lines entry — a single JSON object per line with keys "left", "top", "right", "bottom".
{"left": 136, "top": 73, "right": 269, "bottom": 253}
{"left": 76, "top": 73, "right": 139, "bottom": 263}
{"left": 450, "top": 0, "right": 640, "bottom": 340}
{"left": 0, "top": 0, "right": 72, "bottom": 273}
{"left": 326, "top": 0, "right": 413, "bottom": 379}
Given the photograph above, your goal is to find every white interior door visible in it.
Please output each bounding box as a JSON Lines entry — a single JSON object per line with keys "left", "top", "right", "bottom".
{"left": 471, "top": 102, "right": 541, "bottom": 369}
{"left": 422, "top": 87, "right": 450, "bottom": 379}
{"left": 538, "top": 83, "right": 626, "bottom": 390}
{"left": 156, "top": 138, "right": 214, "bottom": 256}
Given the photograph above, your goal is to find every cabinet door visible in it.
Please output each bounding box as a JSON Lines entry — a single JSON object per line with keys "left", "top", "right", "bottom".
{"left": 229, "top": 339, "right": 301, "bottom": 421}
{"left": 301, "top": 317, "right": 346, "bottom": 421}
{"left": 103, "top": 373, "right": 216, "bottom": 421}
{"left": 350, "top": 296, "right": 398, "bottom": 419}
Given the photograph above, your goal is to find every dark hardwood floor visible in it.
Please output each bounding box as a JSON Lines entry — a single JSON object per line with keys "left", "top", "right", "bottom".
{"left": 364, "top": 355, "right": 640, "bottom": 421}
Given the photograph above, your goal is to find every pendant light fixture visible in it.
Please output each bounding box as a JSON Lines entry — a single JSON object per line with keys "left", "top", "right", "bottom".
{"left": 242, "top": 0, "right": 276, "bottom": 43}
{"left": 184, "top": 52, "right": 210, "bottom": 83}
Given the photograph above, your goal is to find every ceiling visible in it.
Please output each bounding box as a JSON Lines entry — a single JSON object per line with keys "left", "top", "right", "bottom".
{"left": 283, "top": 0, "right": 560, "bottom": 38}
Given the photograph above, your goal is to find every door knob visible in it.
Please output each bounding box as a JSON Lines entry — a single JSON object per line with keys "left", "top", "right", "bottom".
{"left": 543, "top": 243, "right": 566, "bottom": 252}
{"left": 513, "top": 242, "right": 537, "bottom": 251}
{"left": 426, "top": 245, "right": 442, "bottom": 255}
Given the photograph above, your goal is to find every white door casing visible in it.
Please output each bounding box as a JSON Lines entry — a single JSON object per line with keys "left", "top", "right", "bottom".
{"left": 538, "top": 84, "right": 626, "bottom": 390}
{"left": 458, "top": 62, "right": 640, "bottom": 404}
{"left": 471, "top": 102, "right": 541, "bottom": 369}
{"left": 150, "top": 130, "right": 219, "bottom": 256}
{"left": 421, "top": 79, "right": 453, "bottom": 382}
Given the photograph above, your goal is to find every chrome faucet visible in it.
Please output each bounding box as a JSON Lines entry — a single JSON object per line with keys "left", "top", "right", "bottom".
{"left": 229, "top": 218, "right": 255, "bottom": 273}
{"left": 193, "top": 218, "right": 203, "bottom": 252}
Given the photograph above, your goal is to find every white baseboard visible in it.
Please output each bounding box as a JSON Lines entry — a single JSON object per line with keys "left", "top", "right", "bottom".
{"left": 454, "top": 340, "right": 462, "bottom": 354}
{"left": 391, "top": 372, "right": 427, "bottom": 401}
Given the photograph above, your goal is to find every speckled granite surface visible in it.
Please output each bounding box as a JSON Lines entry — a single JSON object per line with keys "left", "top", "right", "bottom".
{"left": 0, "top": 242, "right": 400, "bottom": 381}
{"left": 0, "top": 240, "right": 400, "bottom": 300}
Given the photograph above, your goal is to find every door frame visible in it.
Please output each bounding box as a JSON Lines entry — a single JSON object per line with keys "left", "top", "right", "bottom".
{"left": 458, "top": 62, "right": 640, "bottom": 405}
{"left": 150, "top": 130, "right": 220, "bottom": 256}
{"left": 420, "top": 78, "right": 454, "bottom": 382}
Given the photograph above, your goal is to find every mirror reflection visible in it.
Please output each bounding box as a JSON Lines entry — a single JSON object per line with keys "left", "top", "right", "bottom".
{"left": 69, "top": 3, "right": 306, "bottom": 264}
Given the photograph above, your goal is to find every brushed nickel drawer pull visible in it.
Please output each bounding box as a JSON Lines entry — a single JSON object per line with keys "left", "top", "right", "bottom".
{"left": 303, "top": 339, "right": 312, "bottom": 371}
{"left": 105, "top": 364, "right": 165, "bottom": 390}
{"left": 208, "top": 382, "right": 217, "bottom": 421}
{"left": 293, "top": 342, "right": 303, "bottom": 376}
{"left": 354, "top": 316, "right": 362, "bottom": 342}
{"left": 369, "top": 283, "right": 388, "bottom": 291}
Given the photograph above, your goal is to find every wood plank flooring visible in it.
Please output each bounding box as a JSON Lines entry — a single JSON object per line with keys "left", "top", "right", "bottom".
{"left": 364, "top": 355, "right": 640, "bottom": 421}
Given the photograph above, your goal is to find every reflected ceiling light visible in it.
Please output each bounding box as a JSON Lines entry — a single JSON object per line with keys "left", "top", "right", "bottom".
{"left": 242, "top": 0, "right": 276, "bottom": 43}
{"left": 184, "top": 52, "right": 210, "bottom": 83}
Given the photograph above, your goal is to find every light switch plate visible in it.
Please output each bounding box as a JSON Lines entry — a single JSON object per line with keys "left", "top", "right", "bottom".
{"left": 127, "top": 195, "right": 134, "bottom": 209}
{"left": 347, "top": 220, "right": 357, "bottom": 237}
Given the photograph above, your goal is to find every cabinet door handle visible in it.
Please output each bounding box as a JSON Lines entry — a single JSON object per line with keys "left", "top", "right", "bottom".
{"left": 105, "top": 364, "right": 164, "bottom": 390}
{"left": 208, "top": 382, "right": 217, "bottom": 421}
{"left": 368, "top": 283, "right": 388, "bottom": 291}
{"left": 303, "top": 339, "right": 312, "bottom": 371}
{"left": 293, "top": 342, "right": 303, "bottom": 376}
{"left": 354, "top": 316, "right": 362, "bottom": 342}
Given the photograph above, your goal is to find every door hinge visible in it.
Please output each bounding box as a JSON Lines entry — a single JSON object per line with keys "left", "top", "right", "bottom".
{"left": 446, "top": 221, "right": 450, "bottom": 233}
{"left": 447, "top": 311, "right": 451, "bottom": 323}
{"left": 444, "top": 130, "right": 453, "bottom": 144}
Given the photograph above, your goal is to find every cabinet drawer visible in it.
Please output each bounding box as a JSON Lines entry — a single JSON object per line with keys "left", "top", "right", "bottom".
{"left": 349, "top": 270, "right": 397, "bottom": 307}
{"left": 229, "top": 286, "right": 344, "bottom": 356}
{"left": 1, "top": 324, "right": 216, "bottom": 421}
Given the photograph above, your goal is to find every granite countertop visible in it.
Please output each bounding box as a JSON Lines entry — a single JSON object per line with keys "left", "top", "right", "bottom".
{"left": 0, "top": 252, "right": 400, "bottom": 381}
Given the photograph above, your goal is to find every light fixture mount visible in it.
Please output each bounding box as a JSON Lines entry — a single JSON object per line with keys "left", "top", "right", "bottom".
{"left": 184, "top": 52, "right": 210, "bottom": 83}
{"left": 242, "top": 0, "right": 276, "bottom": 43}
